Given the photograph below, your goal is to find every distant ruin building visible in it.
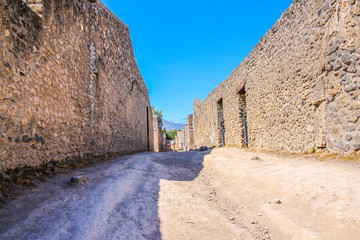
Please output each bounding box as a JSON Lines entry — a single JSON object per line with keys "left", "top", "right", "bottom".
{"left": 0, "top": 0, "right": 154, "bottom": 171}
{"left": 188, "top": 114, "right": 194, "bottom": 149}
{"left": 175, "top": 115, "right": 194, "bottom": 151}
{"left": 175, "top": 128, "right": 188, "bottom": 151}
{"left": 153, "top": 116, "right": 167, "bottom": 152}
{"left": 193, "top": 0, "right": 360, "bottom": 153}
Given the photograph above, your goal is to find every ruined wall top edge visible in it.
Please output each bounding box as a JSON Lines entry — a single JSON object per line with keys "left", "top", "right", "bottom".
{"left": 17, "top": 0, "right": 149, "bottom": 97}
{"left": 196, "top": 0, "right": 304, "bottom": 106}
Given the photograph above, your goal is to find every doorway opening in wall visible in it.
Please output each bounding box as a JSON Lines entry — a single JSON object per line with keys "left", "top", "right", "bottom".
{"left": 146, "top": 106, "right": 150, "bottom": 151}
{"left": 237, "top": 82, "right": 248, "bottom": 148}
{"left": 217, "top": 98, "right": 225, "bottom": 147}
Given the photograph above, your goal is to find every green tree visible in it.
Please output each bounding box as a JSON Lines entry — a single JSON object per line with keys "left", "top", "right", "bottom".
{"left": 152, "top": 106, "right": 164, "bottom": 130}
{"left": 166, "top": 129, "right": 178, "bottom": 140}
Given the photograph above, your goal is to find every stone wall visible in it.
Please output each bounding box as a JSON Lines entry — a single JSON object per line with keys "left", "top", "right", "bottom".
{"left": 175, "top": 127, "right": 190, "bottom": 151}
{"left": 153, "top": 116, "right": 160, "bottom": 152}
{"left": 175, "top": 116, "right": 192, "bottom": 151}
{"left": 174, "top": 129, "right": 183, "bottom": 150}
{"left": 153, "top": 116, "right": 166, "bottom": 152}
{"left": 161, "top": 133, "right": 167, "bottom": 151}
{"left": 188, "top": 114, "right": 194, "bottom": 148}
{"left": 193, "top": 0, "right": 360, "bottom": 153}
{"left": 0, "top": 0, "right": 154, "bottom": 171}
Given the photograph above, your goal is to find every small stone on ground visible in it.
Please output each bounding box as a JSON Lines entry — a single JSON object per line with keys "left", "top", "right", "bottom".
{"left": 199, "top": 146, "right": 208, "bottom": 151}
{"left": 70, "top": 176, "right": 88, "bottom": 184}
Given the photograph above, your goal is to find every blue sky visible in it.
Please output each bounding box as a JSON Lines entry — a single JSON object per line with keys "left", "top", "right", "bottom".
{"left": 101, "top": 0, "right": 294, "bottom": 123}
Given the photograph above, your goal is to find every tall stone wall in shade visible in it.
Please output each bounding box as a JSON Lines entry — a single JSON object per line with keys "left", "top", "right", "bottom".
{"left": 0, "top": 0, "right": 153, "bottom": 171}
{"left": 175, "top": 126, "right": 190, "bottom": 151}
{"left": 193, "top": 0, "right": 360, "bottom": 153}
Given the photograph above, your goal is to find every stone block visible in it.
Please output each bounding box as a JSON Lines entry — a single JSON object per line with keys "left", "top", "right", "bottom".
{"left": 192, "top": 0, "right": 360, "bottom": 153}
{"left": 70, "top": 176, "right": 88, "bottom": 184}
{"left": 333, "top": 61, "right": 343, "bottom": 71}
{"left": 342, "top": 53, "right": 352, "bottom": 65}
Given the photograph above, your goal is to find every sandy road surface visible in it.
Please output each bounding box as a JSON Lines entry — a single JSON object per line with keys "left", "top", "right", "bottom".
{"left": 1, "top": 148, "right": 360, "bottom": 240}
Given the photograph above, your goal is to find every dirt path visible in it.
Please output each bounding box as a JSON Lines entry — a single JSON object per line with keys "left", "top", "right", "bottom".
{"left": 1, "top": 148, "right": 360, "bottom": 239}
{"left": 159, "top": 148, "right": 360, "bottom": 240}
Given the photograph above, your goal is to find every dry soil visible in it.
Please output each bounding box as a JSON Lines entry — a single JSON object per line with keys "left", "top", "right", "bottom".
{"left": 1, "top": 148, "right": 360, "bottom": 240}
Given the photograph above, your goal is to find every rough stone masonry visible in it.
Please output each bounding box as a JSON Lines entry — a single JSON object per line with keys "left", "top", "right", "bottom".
{"left": 193, "top": 0, "right": 360, "bottom": 153}
{"left": 153, "top": 116, "right": 166, "bottom": 152}
{"left": 0, "top": 0, "right": 154, "bottom": 171}
{"left": 175, "top": 114, "right": 194, "bottom": 151}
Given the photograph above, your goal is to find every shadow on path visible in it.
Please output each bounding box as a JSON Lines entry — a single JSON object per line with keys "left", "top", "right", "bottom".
{"left": 0, "top": 150, "right": 210, "bottom": 240}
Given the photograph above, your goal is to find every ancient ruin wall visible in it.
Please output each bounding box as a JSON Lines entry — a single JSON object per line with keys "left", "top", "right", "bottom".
{"left": 175, "top": 128, "right": 188, "bottom": 151}
{"left": 153, "top": 116, "right": 160, "bottom": 152}
{"left": 188, "top": 114, "right": 194, "bottom": 148}
{"left": 153, "top": 116, "right": 167, "bottom": 152}
{"left": 0, "top": 0, "right": 154, "bottom": 171}
{"left": 193, "top": 0, "right": 360, "bottom": 153}
{"left": 175, "top": 114, "right": 194, "bottom": 150}
{"left": 175, "top": 130, "right": 183, "bottom": 149}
